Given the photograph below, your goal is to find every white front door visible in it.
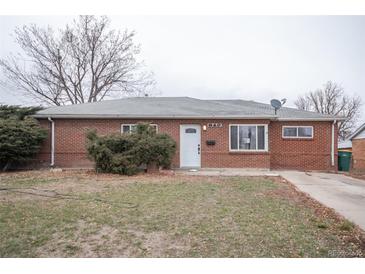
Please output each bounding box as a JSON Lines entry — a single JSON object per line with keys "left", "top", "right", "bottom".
{"left": 180, "top": 124, "right": 201, "bottom": 168}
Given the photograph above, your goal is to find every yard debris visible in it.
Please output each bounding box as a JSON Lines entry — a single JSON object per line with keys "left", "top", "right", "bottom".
{"left": 0, "top": 186, "right": 137, "bottom": 209}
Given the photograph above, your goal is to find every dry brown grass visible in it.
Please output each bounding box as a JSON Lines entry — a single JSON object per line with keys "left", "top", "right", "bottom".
{"left": 0, "top": 170, "right": 364, "bottom": 257}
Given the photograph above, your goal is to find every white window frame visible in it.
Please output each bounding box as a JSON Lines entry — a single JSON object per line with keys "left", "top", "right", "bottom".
{"left": 229, "top": 124, "right": 269, "bottom": 152}
{"left": 121, "top": 123, "right": 158, "bottom": 134}
{"left": 282, "top": 126, "right": 314, "bottom": 139}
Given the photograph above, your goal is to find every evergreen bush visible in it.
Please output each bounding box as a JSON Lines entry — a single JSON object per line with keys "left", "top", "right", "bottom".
{"left": 86, "top": 123, "right": 176, "bottom": 175}
{"left": 0, "top": 106, "right": 47, "bottom": 171}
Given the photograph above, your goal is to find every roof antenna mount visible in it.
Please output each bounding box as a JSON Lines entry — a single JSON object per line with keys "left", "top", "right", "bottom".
{"left": 270, "top": 98, "right": 286, "bottom": 115}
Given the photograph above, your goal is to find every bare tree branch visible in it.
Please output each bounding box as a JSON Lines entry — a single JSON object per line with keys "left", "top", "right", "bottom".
{"left": 0, "top": 15, "right": 155, "bottom": 106}
{"left": 295, "top": 81, "right": 362, "bottom": 140}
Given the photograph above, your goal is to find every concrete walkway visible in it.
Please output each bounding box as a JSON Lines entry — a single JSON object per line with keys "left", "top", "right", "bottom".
{"left": 279, "top": 171, "right": 365, "bottom": 230}
{"left": 175, "top": 168, "right": 280, "bottom": 177}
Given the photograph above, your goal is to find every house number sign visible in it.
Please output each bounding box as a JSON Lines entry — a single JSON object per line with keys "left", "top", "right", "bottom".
{"left": 207, "top": 123, "right": 223, "bottom": 128}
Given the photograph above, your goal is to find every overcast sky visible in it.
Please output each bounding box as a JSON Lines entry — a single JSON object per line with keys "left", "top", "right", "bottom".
{"left": 0, "top": 15, "right": 364, "bottom": 120}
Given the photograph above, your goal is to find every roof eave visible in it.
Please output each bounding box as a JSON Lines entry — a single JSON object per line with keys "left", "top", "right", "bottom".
{"left": 276, "top": 117, "right": 346, "bottom": 122}
{"left": 32, "top": 113, "right": 343, "bottom": 121}
{"left": 32, "top": 114, "right": 275, "bottom": 119}
{"left": 348, "top": 122, "right": 365, "bottom": 140}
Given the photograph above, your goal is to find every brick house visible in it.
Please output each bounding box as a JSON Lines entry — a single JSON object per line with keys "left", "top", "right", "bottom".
{"left": 348, "top": 123, "right": 365, "bottom": 171}
{"left": 33, "top": 97, "right": 344, "bottom": 171}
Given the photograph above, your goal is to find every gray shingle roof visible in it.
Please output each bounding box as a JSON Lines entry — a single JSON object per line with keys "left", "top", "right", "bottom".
{"left": 348, "top": 122, "right": 365, "bottom": 140}
{"left": 33, "top": 97, "right": 344, "bottom": 121}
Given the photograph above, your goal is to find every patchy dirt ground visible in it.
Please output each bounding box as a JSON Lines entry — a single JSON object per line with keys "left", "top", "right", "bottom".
{"left": 348, "top": 172, "right": 365, "bottom": 181}
{"left": 0, "top": 170, "right": 364, "bottom": 258}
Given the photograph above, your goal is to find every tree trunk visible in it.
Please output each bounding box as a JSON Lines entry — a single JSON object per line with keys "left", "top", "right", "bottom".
{"left": 2, "top": 161, "right": 11, "bottom": 172}
{"left": 146, "top": 162, "right": 159, "bottom": 174}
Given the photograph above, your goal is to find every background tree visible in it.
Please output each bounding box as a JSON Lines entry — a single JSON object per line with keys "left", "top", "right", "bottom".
{"left": 295, "top": 81, "right": 362, "bottom": 140}
{"left": 0, "top": 105, "right": 47, "bottom": 171}
{"left": 0, "top": 15, "right": 155, "bottom": 106}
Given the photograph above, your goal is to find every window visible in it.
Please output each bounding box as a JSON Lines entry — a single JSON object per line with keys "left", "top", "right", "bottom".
{"left": 230, "top": 124, "right": 268, "bottom": 151}
{"left": 122, "top": 124, "right": 137, "bottom": 134}
{"left": 121, "top": 124, "right": 158, "bottom": 134}
{"left": 298, "top": 127, "right": 313, "bottom": 137}
{"left": 283, "top": 127, "right": 297, "bottom": 137}
{"left": 185, "top": 128, "right": 197, "bottom": 133}
{"left": 282, "top": 126, "right": 313, "bottom": 138}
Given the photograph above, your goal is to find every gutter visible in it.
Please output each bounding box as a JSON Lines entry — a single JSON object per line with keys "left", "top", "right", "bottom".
{"left": 33, "top": 114, "right": 345, "bottom": 121}
{"left": 331, "top": 120, "right": 336, "bottom": 167}
{"left": 276, "top": 117, "right": 346, "bottom": 122}
{"left": 48, "top": 117, "right": 55, "bottom": 167}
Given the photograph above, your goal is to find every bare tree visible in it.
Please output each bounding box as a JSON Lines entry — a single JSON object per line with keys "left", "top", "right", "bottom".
{"left": 295, "top": 81, "right": 362, "bottom": 140}
{"left": 0, "top": 16, "right": 155, "bottom": 106}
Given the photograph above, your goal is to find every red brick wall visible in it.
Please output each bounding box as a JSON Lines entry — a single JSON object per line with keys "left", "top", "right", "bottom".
{"left": 35, "top": 118, "right": 337, "bottom": 171}
{"left": 269, "top": 121, "right": 337, "bottom": 171}
{"left": 352, "top": 139, "right": 365, "bottom": 171}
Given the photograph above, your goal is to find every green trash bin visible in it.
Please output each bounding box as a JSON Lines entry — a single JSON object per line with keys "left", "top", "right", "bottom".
{"left": 338, "top": 151, "right": 352, "bottom": 171}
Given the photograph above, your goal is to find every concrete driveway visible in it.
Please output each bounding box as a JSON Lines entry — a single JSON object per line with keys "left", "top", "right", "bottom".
{"left": 279, "top": 171, "right": 365, "bottom": 230}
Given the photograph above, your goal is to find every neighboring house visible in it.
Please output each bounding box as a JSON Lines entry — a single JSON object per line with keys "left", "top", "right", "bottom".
{"left": 348, "top": 122, "right": 365, "bottom": 171}
{"left": 33, "top": 97, "right": 344, "bottom": 171}
{"left": 338, "top": 139, "right": 352, "bottom": 152}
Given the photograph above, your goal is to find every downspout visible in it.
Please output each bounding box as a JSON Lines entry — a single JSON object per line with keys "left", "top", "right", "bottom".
{"left": 331, "top": 120, "right": 336, "bottom": 167}
{"left": 48, "top": 117, "right": 55, "bottom": 167}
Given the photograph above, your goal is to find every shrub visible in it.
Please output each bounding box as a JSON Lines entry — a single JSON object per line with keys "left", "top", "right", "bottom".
{"left": 0, "top": 113, "right": 47, "bottom": 171}
{"left": 86, "top": 123, "right": 176, "bottom": 175}
{"left": 0, "top": 105, "right": 43, "bottom": 120}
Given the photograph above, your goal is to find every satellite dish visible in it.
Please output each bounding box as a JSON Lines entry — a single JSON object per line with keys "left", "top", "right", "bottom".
{"left": 270, "top": 99, "right": 282, "bottom": 115}
{"left": 270, "top": 99, "right": 282, "bottom": 109}
{"left": 271, "top": 99, "right": 287, "bottom": 115}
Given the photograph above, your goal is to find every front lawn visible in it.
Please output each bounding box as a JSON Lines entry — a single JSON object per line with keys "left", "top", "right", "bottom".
{"left": 0, "top": 171, "right": 364, "bottom": 257}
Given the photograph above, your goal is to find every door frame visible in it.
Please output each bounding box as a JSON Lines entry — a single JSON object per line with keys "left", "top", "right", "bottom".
{"left": 179, "top": 124, "right": 201, "bottom": 168}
